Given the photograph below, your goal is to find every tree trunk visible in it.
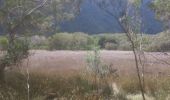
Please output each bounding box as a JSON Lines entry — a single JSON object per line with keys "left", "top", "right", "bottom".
{"left": 0, "top": 69, "right": 5, "bottom": 83}
{"left": 0, "top": 57, "right": 7, "bottom": 83}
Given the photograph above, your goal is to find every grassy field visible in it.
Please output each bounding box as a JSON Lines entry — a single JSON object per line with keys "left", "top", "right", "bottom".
{"left": 23, "top": 50, "right": 170, "bottom": 76}
{"left": 1, "top": 50, "right": 170, "bottom": 100}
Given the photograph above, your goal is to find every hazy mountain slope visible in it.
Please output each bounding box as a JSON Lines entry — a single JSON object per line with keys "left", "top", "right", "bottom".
{"left": 60, "top": 0, "right": 163, "bottom": 34}
{"left": 60, "top": 0, "right": 124, "bottom": 34}
{"left": 140, "top": 0, "right": 163, "bottom": 34}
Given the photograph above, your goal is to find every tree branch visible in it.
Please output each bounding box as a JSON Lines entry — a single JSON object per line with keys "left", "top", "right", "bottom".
{"left": 26, "top": 0, "right": 48, "bottom": 16}
{"left": 9, "top": 0, "right": 48, "bottom": 35}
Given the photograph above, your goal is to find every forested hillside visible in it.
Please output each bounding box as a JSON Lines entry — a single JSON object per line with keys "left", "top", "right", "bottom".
{"left": 60, "top": 0, "right": 163, "bottom": 34}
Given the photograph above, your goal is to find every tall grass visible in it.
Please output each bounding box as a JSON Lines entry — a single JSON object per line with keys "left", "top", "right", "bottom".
{"left": 1, "top": 69, "right": 170, "bottom": 100}
{"left": 0, "top": 70, "right": 114, "bottom": 100}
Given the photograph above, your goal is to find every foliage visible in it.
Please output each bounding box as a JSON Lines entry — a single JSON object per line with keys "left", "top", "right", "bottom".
{"left": 147, "top": 31, "right": 170, "bottom": 52}
{"left": 1, "top": 70, "right": 170, "bottom": 100}
{"left": 72, "top": 33, "right": 93, "bottom": 50}
{"left": 96, "top": 34, "right": 132, "bottom": 50}
{"left": 97, "top": 34, "right": 119, "bottom": 49}
{"left": 0, "top": 71, "right": 115, "bottom": 100}
{"left": 49, "top": 32, "right": 93, "bottom": 50}
{"left": 85, "top": 38, "right": 119, "bottom": 99}
{"left": 0, "top": 0, "right": 82, "bottom": 82}
{"left": 29, "top": 35, "right": 49, "bottom": 49}
{"left": 25, "top": 32, "right": 170, "bottom": 51}
{"left": 0, "top": 36, "right": 8, "bottom": 50}
{"left": 49, "top": 32, "right": 72, "bottom": 50}
{"left": 4, "top": 31, "right": 165, "bottom": 52}
{"left": 104, "top": 42, "right": 118, "bottom": 50}
{"left": 0, "top": 0, "right": 81, "bottom": 35}
{"left": 0, "top": 37, "right": 29, "bottom": 81}
{"left": 151, "top": 0, "right": 170, "bottom": 28}
{"left": 86, "top": 38, "right": 101, "bottom": 76}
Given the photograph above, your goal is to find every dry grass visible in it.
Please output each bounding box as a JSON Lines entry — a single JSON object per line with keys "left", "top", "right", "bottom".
{"left": 1, "top": 50, "right": 170, "bottom": 100}
{"left": 1, "top": 69, "right": 170, "bottom": 100}
{"left": 22, "top": 50, "right": 170, "bottom": 76}
{"left": 0, "top": 70, "right": 116, "bottom": 100}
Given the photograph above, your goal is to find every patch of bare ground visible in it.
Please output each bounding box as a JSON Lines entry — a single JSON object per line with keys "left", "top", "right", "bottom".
{"left": 22, "top": 50, "right": 170, "bottom": 76}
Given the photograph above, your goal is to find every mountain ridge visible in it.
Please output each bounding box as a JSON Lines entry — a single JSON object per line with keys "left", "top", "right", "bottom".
{"left": 60, "top": 0, "right": 163, "bottom": 34}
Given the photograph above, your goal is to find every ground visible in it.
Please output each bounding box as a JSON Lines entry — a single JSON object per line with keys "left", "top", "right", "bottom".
{"left": 22, "top": 50, "right": 170, "bottom": 76}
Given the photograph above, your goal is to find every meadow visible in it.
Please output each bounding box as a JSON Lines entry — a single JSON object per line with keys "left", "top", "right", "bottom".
{"left": 0, "top": 50, "right": 170, "bottom": 100}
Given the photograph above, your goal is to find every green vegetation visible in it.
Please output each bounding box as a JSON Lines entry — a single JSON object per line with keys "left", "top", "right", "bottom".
{"left": 151, "top": 0, "right": 170, "bottom": 25}
{"left": 150, "top": 0, "right": 170, "bottom": 30}
{"left": 20, "top": 31, "right": 170, "bottom": 52}
{"left": 0, "top": 37, "right": 29, "bottom": 82}
{"left": 29, "top": 35, "right": 49, "bottom": 50}
{"left": 148, "top": 31, "right": 170, "bottom": 52}
{"left": 0, "top": 71, "right": 118, "bottom": 100}
{"left": 0, "top": 70, "right": 170, "bottom": 100}
{"left": 48, "top": 32, "right": 93, "bottom": 50}
{"left": 0, "top": 36, "right": 8, "bottom": 50}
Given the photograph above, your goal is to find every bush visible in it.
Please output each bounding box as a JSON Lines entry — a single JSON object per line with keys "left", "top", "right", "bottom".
{"left": 49, "top": 32, "right": 93, "bottom": 50}
{"left": 118, "top": 41, "right": 132, "bottom": 50}
{"left": 71, "top": 33, "right": 93, "bottom": 50}
{"left": 96, "top": 34, "right": 133, "bottom": 50}
{"left": 49, "top": 33, "right": 73, "bottom": 50}
{"left": 29, "top": 35, "right": 49, "bottom": 49}
{"left": 0, "top": 37, "right": 29, "bottom": 69}
{"left": 0, "top": 37, "right": 29, "bottom": 82}
{"left": 148, "top": 40, "right": 170, "bottom": 52}
{"left": 147, "top": 31, "right": 170, "bottom": 52}
{"left": 2, "top": 32, "right": 168, "bottom": 52}
{"left": 0, "top": 36, "right": 8, "bottom": 50}
{"left": 105, "top": 42, "right": 118, "bottom": 50}
{"left": 116, "top": 34, "right": 133, "bottom": 51}
{"left": 96, "top": 34, "right": 119, "bottom": 49}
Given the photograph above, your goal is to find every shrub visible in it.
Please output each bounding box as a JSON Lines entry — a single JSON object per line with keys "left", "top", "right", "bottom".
{"left": 104, "top": 42, "right": 118, "bottom": 50}
{"left": 71, "top": 32, "right": 93, "bottom": 50}
{"left": 49, "top": 32, "right": 93, "bottom": 50}
{"left": 113, "top": 34, "right": 132, "bottom": 50}
{"left": 0, "top": 37, "right": 29, "bottom": 82}
{"left": 0, "top": 71, "right": 114, "bottom": 100}
{"left": 117, "top": 35, "right": 131, "bottom": 50}
{"left": 49, "top": 33, "right": 73, "bottom": 50}
{"left": 132, "top": 35, "right": 152, "bottom": 51}
{"left": 0, "top": 36, "right": 8, "bottom": 50}
{"left": 118, "top": 41, "right": 132, "bottom": 50}
{"left": 149, "top": 40, "right": 170, "bottom": 52}
{"left": 29, "top": 35, "right": 49, "bottom": 49}
{"left": 0, "top": 37, "right": 29, "bottom": 67}
{"left": 97, "top": 34, "right": 119, "bottom": 49}
{"left": 147, "top": 31, "right": 170, "bottom": 52}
